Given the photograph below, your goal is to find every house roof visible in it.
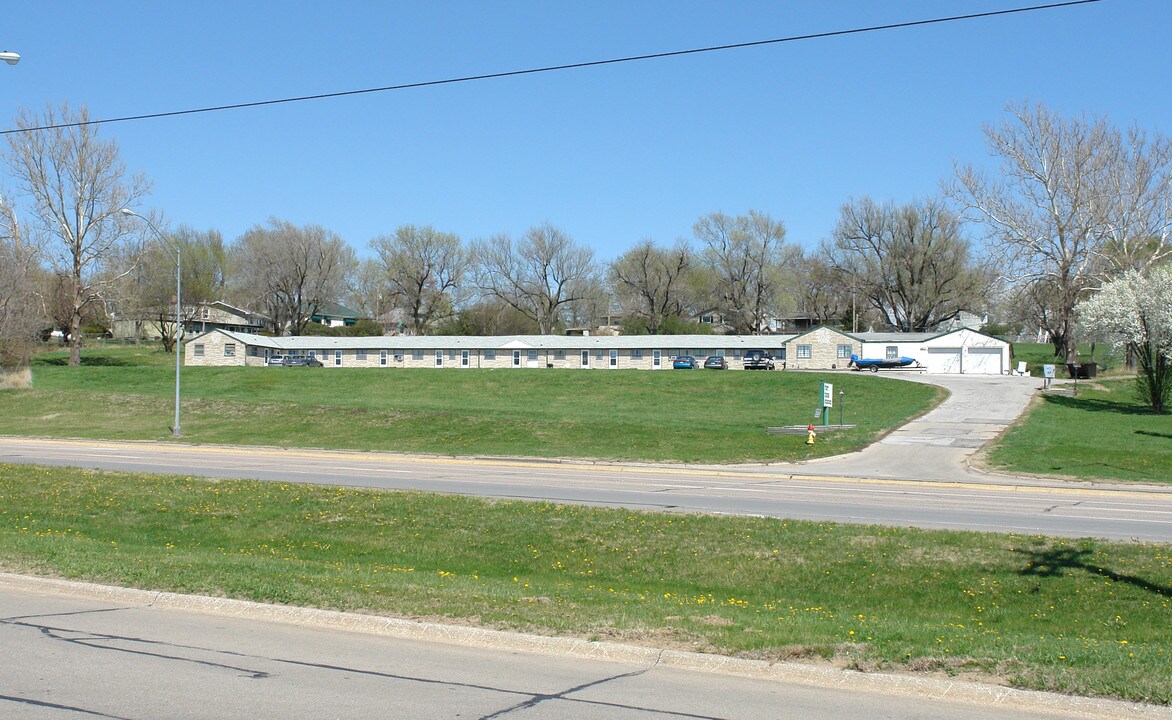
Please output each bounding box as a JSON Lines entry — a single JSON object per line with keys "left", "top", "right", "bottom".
{"left": 311, "top": 302, "right": 362, "bottom": 319}
{"left": 186, "top": 330, "right": 796, "bottom": 351}
{"left": 185, "top": 327, "right": 1008, "bottom": 351}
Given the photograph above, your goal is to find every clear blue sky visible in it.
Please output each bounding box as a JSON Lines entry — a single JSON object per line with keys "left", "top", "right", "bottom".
{"left": 2, "top": 1, "right": 1164, "bottom": 262}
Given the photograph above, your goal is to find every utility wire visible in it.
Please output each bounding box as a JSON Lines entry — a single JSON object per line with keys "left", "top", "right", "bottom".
{"left": 2, "top": 0, "right": 1101, "bottom": 136}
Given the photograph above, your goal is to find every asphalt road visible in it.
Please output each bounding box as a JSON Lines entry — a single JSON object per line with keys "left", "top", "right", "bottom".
{"left": 1, "top": 435, "right": 1169, "bottom": 541}
{"left": 2, "top": 581, "right": 1155, "bottom": 720}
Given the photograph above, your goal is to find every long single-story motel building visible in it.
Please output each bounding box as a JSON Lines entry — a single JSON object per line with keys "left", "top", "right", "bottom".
{"left": 184, "top": 327, "right": 1012, "bottom": 375}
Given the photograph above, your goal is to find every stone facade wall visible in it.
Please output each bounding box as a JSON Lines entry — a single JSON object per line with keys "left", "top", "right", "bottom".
{"left": 187, "top": 333, "right": 251, "bottom": 367}
{"left": 784, "top": 328, "right": 856, "bottom": 370}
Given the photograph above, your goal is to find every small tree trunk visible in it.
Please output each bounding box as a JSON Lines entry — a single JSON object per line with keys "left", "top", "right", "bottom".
{"left": 68, "top": 310, "right": 82, "bottom": 367}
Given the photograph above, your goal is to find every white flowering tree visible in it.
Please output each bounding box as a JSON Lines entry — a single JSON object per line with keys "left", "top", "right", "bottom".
{"left": 1077, "top": 266, "right": 1172, "bottom": 413}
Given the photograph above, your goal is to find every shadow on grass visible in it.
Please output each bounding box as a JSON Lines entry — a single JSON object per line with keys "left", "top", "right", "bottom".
{"left": 33, "top": 355, "right": 140, "bottom": 367}
{"left": 1136, "top": 430, "right": 1172, "bottom": 440}
{"left": 1015, "top": 546, "right": 1171, "bottom": 599}
{"left": 1042, "top": 392, "right": 1154, "bottom": 416}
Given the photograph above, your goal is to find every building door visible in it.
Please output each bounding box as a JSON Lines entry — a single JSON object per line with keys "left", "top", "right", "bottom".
{"left": 512, "top": 350, "right": 522, "bottom": 367}
{"left": 435, "top": 350, "right": 443, "bottom": 368}
{"left": 461, "top": 350, "right": 470, "bottom": 368}
{"left": 925, "top": 348, "right": 962, "bottom": 374}
{"left": 652, "top": 349, "right": 661, "bottom": 369}
{"left": 581, "top": 350, "right": 590, "bottom": 368}
{"left": 965, "top": 348, "right": 1003, "bottom": 375}
{"left": 609, "top": 349, "right": 618, "bottom": 368}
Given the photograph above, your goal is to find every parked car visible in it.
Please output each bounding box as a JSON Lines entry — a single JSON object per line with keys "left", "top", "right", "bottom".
{"left": 267, "top": 355, "right": 288, "bottom": 366}
{"left": 703, "top": 355, "right": 727, "bottom": 370}
{"left": 286, "top": 355, "right": 323, "bottom": 367}
{"left": 742, "top": 349, "right": 775, "bottom": 370}
{"left": 672, "top": 355, "right": 699, "bottom": 369}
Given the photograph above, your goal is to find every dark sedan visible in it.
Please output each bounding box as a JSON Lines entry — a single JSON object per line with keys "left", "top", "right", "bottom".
{"left": 703, "top": 355, "right": 727, "bottom": 370}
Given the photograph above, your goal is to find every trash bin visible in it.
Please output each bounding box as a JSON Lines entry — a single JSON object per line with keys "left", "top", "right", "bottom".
{"left": 1081, "top": 362, "right": 1097, "bottom": 378}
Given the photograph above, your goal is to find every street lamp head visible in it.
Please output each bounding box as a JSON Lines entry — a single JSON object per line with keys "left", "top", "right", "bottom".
{"left": 120, "top": 208, "right": 137, "bottom": 217}
{"left": 0, "top": 52, "right": 20, "bottom": 66}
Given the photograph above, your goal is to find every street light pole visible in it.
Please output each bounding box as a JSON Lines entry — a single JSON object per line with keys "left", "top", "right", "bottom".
{"left": 122, "top": 209, "right": 182, "bottom": 437}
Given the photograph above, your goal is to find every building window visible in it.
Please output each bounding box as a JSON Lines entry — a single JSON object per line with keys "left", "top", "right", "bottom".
{"left": 193, "top": 343, "right": 205, "bottom": 357}
{"left": 837, "top": 344, "right": 853, "bottom": 359}
{"left": 528, "top": 349, "right": 539, "bottom": 361}
{"left": 886, "top": 346, "right": 898, "bottom": 360}
{"left": 223, "top": 343, "right": 235, "bottom": 357}
{"left": 631, "top": 349, "right": 643, "bottom": 360}
{"left": 796, "top": 345, "right": 812, "bottom": 359}
{"left": 413, "top": 350, "right": 424, "bottom": 361}
{"left": 380, "top": 349, "right": 387, "bottom": 366}
{"left": 356, "top": 349, "right": 367, "bottom": 361}
{"left": 484, "top": 349, "right": 496, "bottom": 360}
{"left": 553, "top": 349, "right": 565, "bottom": 360}
{"left": 595, "top": 349, "right": 605, "bottom": 359}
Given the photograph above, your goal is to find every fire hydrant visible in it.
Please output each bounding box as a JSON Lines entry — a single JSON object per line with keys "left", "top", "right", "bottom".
{"left": 806, "top": 424, "right": 816, "bottom": 445}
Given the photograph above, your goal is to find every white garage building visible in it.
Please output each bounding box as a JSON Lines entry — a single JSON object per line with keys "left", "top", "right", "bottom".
{"left": 857, "top": 328, "right": 1010, "bottom": 375}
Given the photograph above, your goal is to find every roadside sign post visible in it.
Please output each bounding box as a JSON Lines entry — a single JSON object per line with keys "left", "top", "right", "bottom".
{"left": 821, "top": 382, "right": 833, "bottom": 427}
{"left": 1042, "top": 364, "right": 1055, "bottom": 390}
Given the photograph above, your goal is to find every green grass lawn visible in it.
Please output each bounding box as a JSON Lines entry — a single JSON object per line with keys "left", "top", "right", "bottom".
{"left": 1, "top": 463, "right": 1167, "bottom": 704}
{"left": 1010, "top": 342, "right": 1123, "bottom": 378}
{"left": 3, "top": 349, "right": 941, "bottom": 463}
{"left": 985, "top": 378, "right": 1172, "bottom": 483}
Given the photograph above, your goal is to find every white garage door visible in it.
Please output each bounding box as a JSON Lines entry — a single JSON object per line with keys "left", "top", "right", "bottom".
{"left": 966, "top": 348, "right": 1004, "bottom": 375}
{"left": 926, "top": 347, "right": 962, "bottom": 374}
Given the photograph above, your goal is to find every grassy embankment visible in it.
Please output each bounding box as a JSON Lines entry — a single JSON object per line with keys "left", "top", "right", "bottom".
{"left": 1, "top": 463, "right": 1167, "bottom": 704}
{"left": 4, "top": 345, "right": 941, "bottom": 464}
{"left": 984, "top": 377, "right": 1172, "bottom": 483}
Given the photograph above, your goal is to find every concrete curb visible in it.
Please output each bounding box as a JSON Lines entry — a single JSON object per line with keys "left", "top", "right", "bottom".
{"left": 3, "top": 572, "right": 1166, "bottom": 720}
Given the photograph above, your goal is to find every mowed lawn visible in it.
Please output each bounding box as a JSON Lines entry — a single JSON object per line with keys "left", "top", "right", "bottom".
{"left": 984, "top": 378, "right": 1172, "bottom": 483}
{"left": 1, "top": 463, "right": 1168, "bottom": 704}
{"left": 3, "top": 348, "right": 941, "bottom": 463}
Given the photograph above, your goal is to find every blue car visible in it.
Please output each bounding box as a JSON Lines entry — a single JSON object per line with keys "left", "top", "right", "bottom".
{"left": 672, "top": 355, "right": 698, "bottom": 369}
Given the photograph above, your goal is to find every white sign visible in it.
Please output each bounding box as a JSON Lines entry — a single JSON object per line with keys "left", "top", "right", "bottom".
{"left": 822, "top": 382, "right": 834, "bottom": 408}
{"left": 1043, "top": 364, "right": 1055, "bottom": 378}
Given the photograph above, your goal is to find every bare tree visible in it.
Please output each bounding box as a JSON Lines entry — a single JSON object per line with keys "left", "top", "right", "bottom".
{"left": 0, "top": 195, "right": 45, "bottom": 367}
{"left": 693, "top": 210, "right": 792, "bottom": 334}
{"left": 473, "top": 223, "right": 597, "bottom": 335}
{"left": 825, "top": 197, "right": 988, "bottom": 332}
{"left": 230, "top": 219, "right": 356, "bottom": 336}
{"left": 370, "top": 225, "right": 468, "bottom": 335}
{"left": 949, "top": 102, "right": 1172, "bottom": 359}
{"left": 608, "top": 239, "right": 695, "bottom": 334}
{"left": 3, "top": 103, "right": 151, "bottom": 365}
{"left": 792, "top": 249, "right": 853, "bottom": 328}
{"left": 346, "top": 258, "right": 396, "bottom": 329}
{"left": 113, "top": 225, "right": 227, "bottom": 351}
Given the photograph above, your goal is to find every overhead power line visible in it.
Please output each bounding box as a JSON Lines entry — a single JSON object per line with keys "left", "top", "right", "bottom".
{"left": 2, "top": 0, "right": 1100, "bottom": 136}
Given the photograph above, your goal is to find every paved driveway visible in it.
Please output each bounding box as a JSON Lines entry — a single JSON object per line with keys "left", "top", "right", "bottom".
{"left": 788, "top": 374, "right": 1049, "bottom": 484}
